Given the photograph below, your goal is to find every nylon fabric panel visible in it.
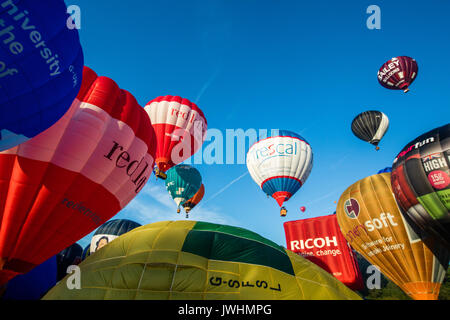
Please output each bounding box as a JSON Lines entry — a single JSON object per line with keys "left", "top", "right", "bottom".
{"left": 42, "top": 220, "right": 361, "bottom": 300}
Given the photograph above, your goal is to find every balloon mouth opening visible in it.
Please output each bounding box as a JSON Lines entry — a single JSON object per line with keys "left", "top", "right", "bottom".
{"left": 272, "top": 191, "right": 291, "bottom": 207}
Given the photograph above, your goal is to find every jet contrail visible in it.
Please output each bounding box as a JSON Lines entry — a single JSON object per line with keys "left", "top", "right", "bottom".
{"left": 195, "top": 67, "right": 221, "bottom": 104}
{"left": 198, "top": 171, "right": 249, "bottom": 207}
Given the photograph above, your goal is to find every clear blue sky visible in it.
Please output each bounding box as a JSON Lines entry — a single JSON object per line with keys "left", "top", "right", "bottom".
{"left": 69, "top": 0, "right": 450, "bottom": 248}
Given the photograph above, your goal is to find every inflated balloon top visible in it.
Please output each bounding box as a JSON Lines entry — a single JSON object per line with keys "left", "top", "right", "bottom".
{"left": 391, "top": 123, "right": 450, "bottom": 250}
{"left": 377, "top": 56, "right": 418, "bottom": 93}
{"left": 246, "top": 130, "right": 313, "bottom": 216}
{"left": 43, "top": 220, "right": 361, "bottom": 300}
{"left": 351, "top": 110, "right": 389, "bottom": 150}
{"left": 0, "top": 0, "right": 84, "bottom": 151}
{"left": 0, "top": 66, "right": 156, "bottom": 285}
{"left": 144, "top": 95, "right": 207, "bottom": 177}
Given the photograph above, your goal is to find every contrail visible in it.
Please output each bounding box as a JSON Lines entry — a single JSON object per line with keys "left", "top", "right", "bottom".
{"left": 199, "top": 171, "right": 249, "bottom": 207}
{"left": 195, "top": 67, "right": 221, "bottom": 104}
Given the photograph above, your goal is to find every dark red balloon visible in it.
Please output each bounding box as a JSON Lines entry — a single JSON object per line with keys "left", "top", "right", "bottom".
{"left": 377, "top": 56, "right": 418, "bottom": 93}
{"left": 300, "top": 206, "right": 306, "bottom": 212}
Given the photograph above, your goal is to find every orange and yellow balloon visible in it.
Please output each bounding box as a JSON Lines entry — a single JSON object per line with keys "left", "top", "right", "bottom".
{"left": 336, "top": 173, "right": 449, "bottom": 300}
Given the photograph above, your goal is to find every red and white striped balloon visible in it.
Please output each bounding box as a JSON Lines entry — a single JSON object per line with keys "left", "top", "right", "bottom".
{"left": 144, "top": 95, "right": 207, "bottom": 173}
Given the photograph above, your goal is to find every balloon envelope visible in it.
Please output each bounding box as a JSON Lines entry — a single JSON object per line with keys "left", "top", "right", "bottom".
{"left": 0, "top": 0, "right": 84, "bottom": 151}
{"left": 90, "top": 219, "right": 141, "bottom": 254}
{"left": 182, "top": 184, "right": 205, "bottom": 214}
{"left": 165, "top": 165, "right": 202, "bottom": 208}
{"left": 284, "top": 214, "right": 364, "bottom": 291}
{"left": 43, "top": 220, "right": 361, "bottom": 300}
{"left": 391, "top": 123, "right": 450, "bottom": 250}
{"left": 0, "top": 66, "right": 156, "bottom": 285}
{"left": 377, "top": 56, "right": 418, "bottom": 93}
{"left": 351, "top": 111, "right": 389, "bottom": 150}
{"left": 246, "top": 130, "right": 313, "bottom": 209}
{"left": 144, "top": 96, "right": 207, "bottom": 173}
{"left": 377, "top": 167, "right": 392, "bottom": 174}
{"left": 336, "top": 173, "right": 449, "bottom": 300}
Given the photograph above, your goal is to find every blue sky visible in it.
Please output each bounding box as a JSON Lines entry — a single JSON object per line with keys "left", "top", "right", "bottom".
{"left": 69, "top": 0, "right": 450, "bottom": 248}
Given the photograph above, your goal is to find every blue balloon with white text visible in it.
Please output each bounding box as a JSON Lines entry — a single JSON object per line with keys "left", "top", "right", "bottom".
{"left": 0, "top": 0, "right": 84, "bottom": 151}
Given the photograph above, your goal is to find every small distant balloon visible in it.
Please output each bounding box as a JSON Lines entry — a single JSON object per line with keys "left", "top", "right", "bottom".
{"left": 378, "top": 56, "right": 418, "bottom": 93}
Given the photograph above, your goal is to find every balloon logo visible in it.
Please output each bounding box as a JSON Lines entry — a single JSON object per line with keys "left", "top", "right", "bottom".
{"left": 343, "top": 198, "right": 360, "bottom": 219}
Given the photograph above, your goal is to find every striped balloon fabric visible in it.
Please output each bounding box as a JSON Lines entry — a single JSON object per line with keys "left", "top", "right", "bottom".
{"left": 246, "top": 130, "right": 313, "bottom": 212}
{"left": 144, "top": 96, "right": 207, "bottom": 174}
{"left": 351, "top": 110, "right": 389, "bottom": 150}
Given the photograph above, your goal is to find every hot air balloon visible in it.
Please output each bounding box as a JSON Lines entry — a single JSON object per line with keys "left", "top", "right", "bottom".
{"left": 391, "top": 123, "right": 450, "bottom": 249}
{"left": 377, "top": 56, "right": 418, "bottom": 93}
{"left": 284, "top": 214, "right": 364, "bottom": 291}
{"left": 144, "top": 96, "right": 207, "bottom": 179}
{"left": 43, "top": 220, "right": 361, "bottom": 300}
{"left": 336, "top": 173, "right": 450, "bottom": 300}
{"left": 182, "top": 184, "right": 205, "bottom": 218}
{"left": 56, "top": 243, "right": 82, "bottom": 281}
{"left": 165, "top": 165, "right": 202, "bottom": 214}
{"left": 377, "top": 167, "right": 392, "bottom": 174}
{"left": 0, "top": 66, "right": 156, "bottom": 285}
{"left": 300, "top": 206, "right": 306, "bottom": 213}
{"left": 246, "top": 130, "right": 313, "bottom": 217}
{"left": 0, "top": 0, "right": 84, "bottom": 151}
{"left": 351, "top": 111, "right": 389, "bottom": 150}
{"left": 90, "top": 219, "right": 141, "bottom": 254}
